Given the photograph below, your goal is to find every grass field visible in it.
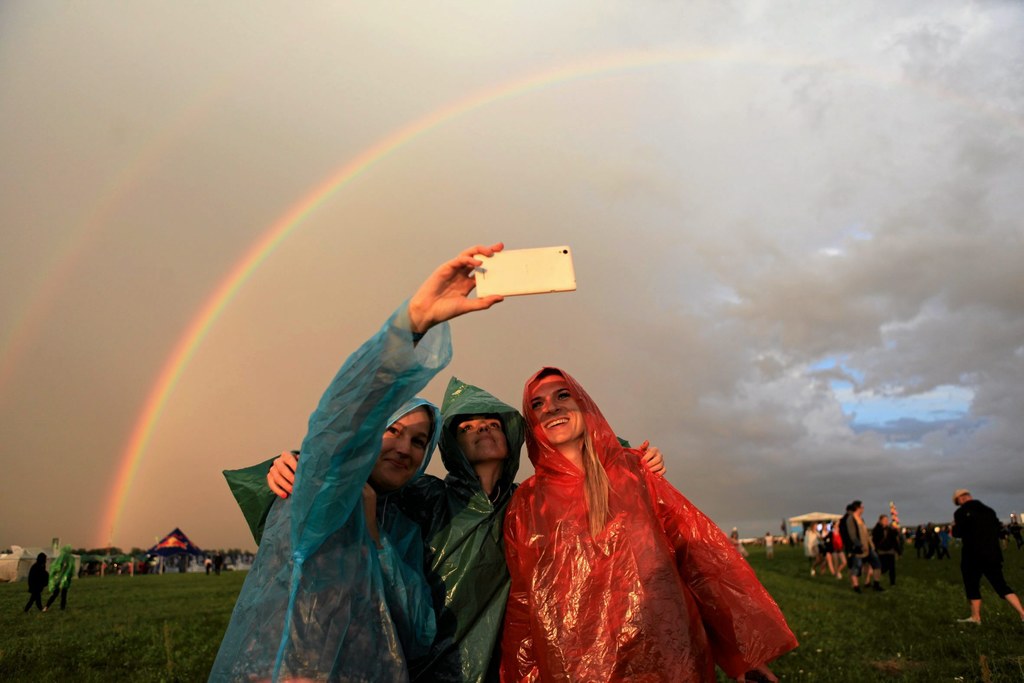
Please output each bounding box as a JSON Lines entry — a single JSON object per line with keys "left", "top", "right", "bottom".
{"left": 1, "top": 544, "right": 1022, "bottom": 681}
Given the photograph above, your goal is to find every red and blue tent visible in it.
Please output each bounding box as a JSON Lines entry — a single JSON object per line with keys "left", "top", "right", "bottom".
{"left": 148, "top": 528, "right": 203, "bottom": 556}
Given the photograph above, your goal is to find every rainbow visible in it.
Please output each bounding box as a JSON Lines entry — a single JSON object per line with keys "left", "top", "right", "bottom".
{"left": 97, "top": 48, "right": 1024, "bottom": 546}
{"left": 0, "top": 72, "right": 243, "bottom": 402}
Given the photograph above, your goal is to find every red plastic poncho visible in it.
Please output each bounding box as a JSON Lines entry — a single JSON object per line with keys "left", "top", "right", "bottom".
{"left": 501, "top": 368, "right": 797, "bottom": 682}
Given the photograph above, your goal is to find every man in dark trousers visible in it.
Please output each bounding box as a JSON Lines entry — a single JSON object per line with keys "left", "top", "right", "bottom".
{"left": 951, "top": 488, "right": 1024, "bottom": 624}
{"left": 872, "top": 514, "right": 902, "bottom": 586}
{"left": 840, "top": 500, "right": 883, "bottom": 593}
{"left": 23, "top": 553, "right": 48, "bottom": 613}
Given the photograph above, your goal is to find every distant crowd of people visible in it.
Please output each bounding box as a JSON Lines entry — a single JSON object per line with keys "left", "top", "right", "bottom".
{"left": 910, "top": 523, "right": 952, "bottom": 559}
{"left": 799, "top": 501, "right": 901, "bottom": 593}
{"left": 788, "top": 491, "right": 1024, "bottom": 625}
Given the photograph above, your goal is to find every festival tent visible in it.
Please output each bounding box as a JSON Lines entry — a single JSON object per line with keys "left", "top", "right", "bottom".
{"left": 148, "top": 528, "right": 203, "bottom": 573}
{"left": 0, "top": 546, "right": 76, "bottom": 582}
{"left": 148, "top": 528, "right": 203, "bottom": 556}
{"left": 787, "top": 512, "right": 842, "bottom": 534}
{"left": 0, "top": 546, "right": 44, "bottom": 582}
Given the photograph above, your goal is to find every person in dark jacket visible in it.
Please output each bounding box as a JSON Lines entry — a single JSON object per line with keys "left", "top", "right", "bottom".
{"left": 23, "top": 553, "right": 48, "bottom": 613}
{"left": 872, "top": 514, "right": 901, "bottom": 586}
{"left": 951, "top": 489, "right": 1024, "bottom": 624}
{"left": 840, "top": 500, "right": 883, "bottom": 593}
{"left": 1009, "top": 514, "right": 1024, "bottom": 550}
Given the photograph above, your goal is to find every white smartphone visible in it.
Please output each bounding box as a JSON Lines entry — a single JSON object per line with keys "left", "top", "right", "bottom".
{"left": 473, "top": 246, "right": 577, "bottom": 297}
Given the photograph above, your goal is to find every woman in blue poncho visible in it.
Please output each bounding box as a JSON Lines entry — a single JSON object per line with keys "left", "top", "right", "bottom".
{"left": 210, "top": 244, "right": 505, "bottom": 682}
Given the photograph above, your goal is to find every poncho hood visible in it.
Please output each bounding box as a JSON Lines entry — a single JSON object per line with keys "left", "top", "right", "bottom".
{"left": 439, "top": 376, "right": 523, "bottom": 501}
{"left": 522, "top": 367, "right": 622, "bottom": 477}
{"left": 385, "top": 397, "right": 442, "bottom": 491}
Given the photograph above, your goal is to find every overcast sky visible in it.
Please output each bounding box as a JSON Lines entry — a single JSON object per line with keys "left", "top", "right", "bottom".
{"left": 2, "top": 1, "right": 1022, "bottom": 552}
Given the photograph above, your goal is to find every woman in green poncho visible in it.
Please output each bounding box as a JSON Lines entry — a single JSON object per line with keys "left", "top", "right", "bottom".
{"left": 45, "top": 545, "right": 75, "bottom": 612}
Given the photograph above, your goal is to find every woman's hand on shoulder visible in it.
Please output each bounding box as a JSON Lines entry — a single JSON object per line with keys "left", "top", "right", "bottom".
{"left": 267, "top": 450, "right": 299, "bottom": 498}
{"left": 638, "top": 440, "right": 666, "bottom": 477}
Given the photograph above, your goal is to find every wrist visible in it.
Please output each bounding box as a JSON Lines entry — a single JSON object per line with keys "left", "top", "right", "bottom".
{"left": 407, "top": 299, "right": 431, "bottom": 335}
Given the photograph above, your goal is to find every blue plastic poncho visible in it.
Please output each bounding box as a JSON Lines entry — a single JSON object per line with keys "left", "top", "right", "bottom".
{"left": 210, "top": 302, "right": 450, "bottom": 682}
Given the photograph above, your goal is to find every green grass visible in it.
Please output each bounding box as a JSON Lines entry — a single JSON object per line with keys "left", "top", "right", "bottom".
{"left": 729, "top": 543, "right": 1024, "bottom": 682}
{"left": 1, "top": 546, "right": 1022, "bottom": 681}
{"left": 0, "top": 572, "right": 243, "bottom": 682}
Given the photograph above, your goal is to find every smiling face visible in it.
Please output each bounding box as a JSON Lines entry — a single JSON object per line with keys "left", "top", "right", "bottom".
{"left": 454, "top": 415, "right": 509, "bottom": 464}
{"left": 528, "top": 374, "right": 585, "bottom": 452}
{"left": 368, "top": 406, "right": 432, "bottom": 493}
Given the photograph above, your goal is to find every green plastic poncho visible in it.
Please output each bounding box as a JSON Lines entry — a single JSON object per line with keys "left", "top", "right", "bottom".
{"left": 211, "top": 302, "right": 448, "bottom": 682}
{"left": 47, "top": 545, "right": 75, "bottom": 593}
{"left": 227, "top": 377, "right": 525, "bottom": 683}
{"left": 398, "top": 377, "right": 525, "bottom": 683}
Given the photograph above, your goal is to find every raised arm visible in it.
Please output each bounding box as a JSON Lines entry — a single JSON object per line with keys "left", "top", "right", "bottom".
{"left": 291, "top": 244, "right": 505, "bottom": 557}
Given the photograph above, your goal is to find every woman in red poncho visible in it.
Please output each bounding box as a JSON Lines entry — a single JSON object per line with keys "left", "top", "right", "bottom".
{"left": 500, "top": 368, "right": 797, "bottom": 682}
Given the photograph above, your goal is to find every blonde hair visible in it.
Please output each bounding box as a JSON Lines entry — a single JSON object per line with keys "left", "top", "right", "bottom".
{"left": 581, "top": 430, "right": 611, "bottom": 538}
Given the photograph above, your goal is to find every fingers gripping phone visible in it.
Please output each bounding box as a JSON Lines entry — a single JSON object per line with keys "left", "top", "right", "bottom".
{"left": 473, "top": 246, "right": 577, "bottom": 297}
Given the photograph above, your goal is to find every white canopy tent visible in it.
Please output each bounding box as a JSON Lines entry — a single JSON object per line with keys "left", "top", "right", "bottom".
{"left": 0, "top": 546, "right": 51, "bottom": 582}
{"left": 787, "top": 512, "right": 842, "bottom": 534}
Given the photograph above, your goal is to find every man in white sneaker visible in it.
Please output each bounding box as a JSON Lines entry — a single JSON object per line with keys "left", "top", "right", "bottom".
{"left": 952, "top": 489, "right": 1024, "bottom": 625}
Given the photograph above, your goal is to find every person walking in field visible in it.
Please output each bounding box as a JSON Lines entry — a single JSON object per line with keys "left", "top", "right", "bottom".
{"left": 44, "top": 546, "right": 75, "bottom": 611}
{"left": 822, "top": 523, "right": 843, "bottom": 579}
{"left": 804, "top": 525, "right": 820, "bottom": 575}
{"left": 765, "top": 532, "right": 775, "bottom": 559}
{"left": 951, "top": 489, "right": 1024, "bottom": 624}
{"left": 840, "top": 501, "right": 884, "bottom": 593}
{"left": 1008, "top": 514, "right": 1023, "bottom": 550}
{"left": 872, "top": 514, "right": 901, "bottom": 586}
{"left": 730, "top": 528, "right": 749, "bottom": 558}
{"left": 23, "top": 552, "right": 48, "bottom": 613}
